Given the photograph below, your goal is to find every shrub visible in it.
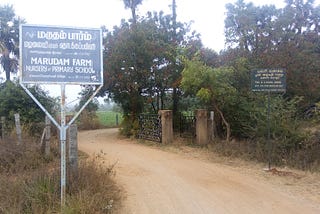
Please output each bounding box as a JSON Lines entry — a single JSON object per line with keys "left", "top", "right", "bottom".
{"left": 119, "top": 114, "right": 139, "bottom": 137}
{"left": 78, "top": 110, "right": 102, "bottom": 130}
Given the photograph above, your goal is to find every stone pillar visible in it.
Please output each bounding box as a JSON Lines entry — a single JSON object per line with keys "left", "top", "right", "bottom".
{"left": 45, "top": 116, "right": 51, "bottom": 156}
{"left": 68, "top": 124, "right": 78, "bottom": 176}
{"left": 159, "top": 110, "right": 173, "bottom": 144}
{"left": 14, "top": 113, "right": 22, "bottom": 145}
{"left": 196, "top": 109, "right": 208, "bottom": 145}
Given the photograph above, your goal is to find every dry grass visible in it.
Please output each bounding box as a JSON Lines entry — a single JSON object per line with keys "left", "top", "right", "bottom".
{"left": 0, "top": 139, "right": 122, "bottom": 214}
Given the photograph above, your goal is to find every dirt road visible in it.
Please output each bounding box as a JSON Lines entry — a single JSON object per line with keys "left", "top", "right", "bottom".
{"left": 78, "top": 128, "right": 320, "bottom": 214}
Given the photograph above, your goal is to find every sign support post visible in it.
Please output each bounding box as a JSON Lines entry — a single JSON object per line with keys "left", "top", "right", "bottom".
{"left": 20, "top": 24, "right": 103, "bottom": 208}
{"left": 267, "top": 91, "right": 271, "bottom": 169}
{"left": 251, "top": 69, "right": 286, "bottom": 170}
{"left": 60, "top": 84, "right": 67, "bottom": 206}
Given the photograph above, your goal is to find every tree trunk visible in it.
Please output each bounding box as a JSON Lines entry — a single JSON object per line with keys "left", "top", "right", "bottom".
{"left": 2, "top": 50, "right": 11, "bottom": 81}
{"left": 131, "top": 8, "right": 137, "bottom": 24}
{"left": 214, "top": 104, "right": 231, "bottom": 142}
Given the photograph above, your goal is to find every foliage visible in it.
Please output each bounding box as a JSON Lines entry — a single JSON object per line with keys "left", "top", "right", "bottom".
{"left": 0, "top": 4, "right": 25, "bottom": 81}
{"left": 103, "top": 10, "right": 200, "bottom": 136}
{"left": 122, "top": 0, "right": 143, "bottom": 24}
{"left": 224, "top": 0, "right": 320, "bottom": 108}
{"left": 181, "top": 56, "right": 236, "bottom": 141}
{"left": 178, "top": 95, "right": 202, "bottom": 113}
{"left": 225, "top": 0, "right": 279, "bottom": 52}
{"left": 119, "top": 114, "right": 140, "bottom": 137}
{"left": 246, "top": 95, "right": 306, "bottom": 144}
{"left": 0, "top": 81, "right": 56, "bottom": 135}
{"left": 76, "top": 85, "right": 99, "bottom": 113}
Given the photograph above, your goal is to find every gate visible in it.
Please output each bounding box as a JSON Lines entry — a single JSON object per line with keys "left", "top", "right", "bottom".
{"left": 138, "top": 114, "right": 162, "bottom": 143}
{"left": 180, "top": 114, "right": 196, "bottom": 138}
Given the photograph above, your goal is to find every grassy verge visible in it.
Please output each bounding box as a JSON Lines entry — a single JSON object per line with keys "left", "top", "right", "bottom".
{"left": 0, "top": 140, "right": 122, "bottom": 213}
{"left": 96, "top": 111, "right": 123, "bottom": 128}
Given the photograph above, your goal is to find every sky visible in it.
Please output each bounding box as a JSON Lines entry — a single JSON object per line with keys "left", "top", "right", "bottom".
{"left": 4, "top": 0, "right": 299, "bottom": 52}
{"left": 2, "top": 0, "right": 319, "bottom": 103}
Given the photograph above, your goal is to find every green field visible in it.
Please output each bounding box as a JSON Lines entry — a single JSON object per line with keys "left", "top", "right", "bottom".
{"left": 96, "top": 111, "right": 123, "bottom": 127}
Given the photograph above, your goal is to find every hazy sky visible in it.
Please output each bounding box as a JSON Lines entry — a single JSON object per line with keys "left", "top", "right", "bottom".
{"left": 2, "top": 0, "right": 319, "bottom": 102}
{"left": 3, "top": 0, "right": 308, "bottom": 52}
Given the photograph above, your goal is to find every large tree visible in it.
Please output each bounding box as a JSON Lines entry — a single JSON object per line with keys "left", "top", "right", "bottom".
{"left": 0, "top": 4, "right": 23, "bottom": 81}
{"left": 224, "top": 0, "right": 320, "bottom": 108}
{"left": 224, "top": 0, "right": 279, "bottom": 53}
{"left": 102, "top": 11, "right": 201, "bottom": 135}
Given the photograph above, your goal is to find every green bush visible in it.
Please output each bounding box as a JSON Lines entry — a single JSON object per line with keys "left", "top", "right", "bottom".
{"left": 119, "top": 114, "right": 139, "bottom": 137}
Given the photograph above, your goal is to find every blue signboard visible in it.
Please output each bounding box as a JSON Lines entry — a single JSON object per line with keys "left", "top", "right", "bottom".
{"left": 251, "top": 69, "right": 286, "bottom": 92}
{"left": 20, "top": 25, "right": 103, "bottom": 84}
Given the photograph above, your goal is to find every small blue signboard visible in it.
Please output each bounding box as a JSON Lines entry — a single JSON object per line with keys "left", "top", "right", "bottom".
{"left": 251, "top": 69, "right": 286, "bottom": 92}
{"left": 20, "top": 25, "right": 103, "bottom": 84}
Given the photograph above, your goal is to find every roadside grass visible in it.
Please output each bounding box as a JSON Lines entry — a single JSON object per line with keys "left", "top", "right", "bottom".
{"left": 0, "top": 139, "right": 122, "bottom": 213}
{"left": 137, "top": 133, "right": 320, "bottom": 172}
{"left": 96, "top": 111, "right": 122, "bottom": 128}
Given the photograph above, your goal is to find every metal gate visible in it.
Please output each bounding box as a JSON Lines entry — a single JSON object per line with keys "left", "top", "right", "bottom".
{"left": 179, "top": 114, "right": 196, "bottom": 138}
{"left": 138, "top": 114, "right": 162, "bottom": 143}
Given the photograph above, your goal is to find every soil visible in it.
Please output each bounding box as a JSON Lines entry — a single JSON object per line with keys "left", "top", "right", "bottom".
{"left": 78, "top": 128, "right": 320, "bottom": 214}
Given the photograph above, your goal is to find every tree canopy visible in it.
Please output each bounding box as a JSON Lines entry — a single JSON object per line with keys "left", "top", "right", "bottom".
{"left": 223, "top": 0, "right": 320, "bottom": 108}
{"left": 102, "top": 11, "right": 200, "bottom": 118}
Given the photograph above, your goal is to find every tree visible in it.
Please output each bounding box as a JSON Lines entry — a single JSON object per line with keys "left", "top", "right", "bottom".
{"left": 122, "top": 0, "right": 143, "bottom": 24}
{"left": 224, "top": 0, "right": 320, "bottom": 108}
{"left": 181, "top": 57, "right": 236, "bottom": 141}
{"left": 0, "top": 81, "right": 56, "bottom": 136}
{"left": 0, "top": 4, "right": 24, "bottom": 81}
{"left": 76, "top": 86, "right": 99, "bottom": 113}
{"left": 102, "top": 11, "right": 200, "bottom": 135}
{"left": 224, "top": 0, "right": 278, "bottom": 53}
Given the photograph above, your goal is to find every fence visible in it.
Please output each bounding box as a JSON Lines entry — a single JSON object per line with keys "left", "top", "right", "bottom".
{"left": 138, "top": 114, "right": 162, "bottom": 143}
{"left": 179, "top": 113, "right": 196, "bottom": 138}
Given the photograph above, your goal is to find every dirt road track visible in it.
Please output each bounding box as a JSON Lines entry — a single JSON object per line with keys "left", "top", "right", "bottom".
{"left": 78, "top": 128, "right": 320, "bottom": 214}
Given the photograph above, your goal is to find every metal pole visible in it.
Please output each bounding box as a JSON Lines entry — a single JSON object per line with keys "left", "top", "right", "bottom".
{"left": 19, "top": 83, "right": 60, "bottom": 128}
{"left": 267, "top": 91, "right": 271, "bottom": 169}
{"left": 67, "top": 85, "right": 103, "bottom": 127}
{"left": 60, "top": 84, "right": 66, "bottom": 207}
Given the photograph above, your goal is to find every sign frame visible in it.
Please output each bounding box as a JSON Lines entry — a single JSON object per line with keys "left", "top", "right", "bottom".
{"left": 19, "top": 24, "right": 104, "bottom": 208}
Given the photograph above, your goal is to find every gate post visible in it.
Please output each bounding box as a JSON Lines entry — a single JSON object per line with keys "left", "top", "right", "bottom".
{"left": 195, "top": 109, "right": 208, "bottom": 145}
{"left": 1, "top": 116, "right": 5, "bottom": 141}
{"left": 159, "top": 110, "right": 173, "bottom": 144}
